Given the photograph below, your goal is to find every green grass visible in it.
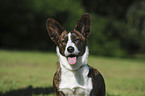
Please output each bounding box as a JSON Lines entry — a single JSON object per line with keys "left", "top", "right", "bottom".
{"left": 0, "top": 50, "right": 145, "bottom": 96}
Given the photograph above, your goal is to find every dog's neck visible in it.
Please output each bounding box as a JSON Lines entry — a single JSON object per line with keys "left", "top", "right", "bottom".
{"left": 56, "top": 46, "right": 89, "bottom": 71}
{"left": 57, "top": 46, "right": 92, "bottom": 94}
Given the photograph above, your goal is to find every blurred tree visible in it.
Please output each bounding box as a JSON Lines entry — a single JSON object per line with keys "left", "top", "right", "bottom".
{"left": 126, "top": 0, "right": 145, "bottom": 53}
{"left": 83, "top": 0, "right": 145, "bottom": 56}
{"left": 0, "top": 0, "right": 144, "bottom": 56}
{"left": 88, "top": 14, "right": 126, "bottom": 57}
{"left": 82, "top": 0, "right": 135, "bottom": 20}
{"left": 0, "top": 0, "right": 84, "bottom": 50}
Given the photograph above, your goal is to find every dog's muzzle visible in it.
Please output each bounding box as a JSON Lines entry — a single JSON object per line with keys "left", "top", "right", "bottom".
{"left": 66, "top": 46, "right": 78, "bottom": 65}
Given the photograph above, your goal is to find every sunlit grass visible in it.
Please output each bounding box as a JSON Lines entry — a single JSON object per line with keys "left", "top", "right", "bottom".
{"left": 0, "top": 50, "right": 145, "bottom": 96}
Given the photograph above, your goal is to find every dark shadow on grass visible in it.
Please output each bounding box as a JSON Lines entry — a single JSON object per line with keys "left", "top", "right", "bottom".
{"left": 0, "top": 85, "right": 54, "bottom": 96}
{"left": 0, "top": 87, "right": 120, "bottom": 96}
{"left": 107, "top": 93, "right": 120, "bottom": 96}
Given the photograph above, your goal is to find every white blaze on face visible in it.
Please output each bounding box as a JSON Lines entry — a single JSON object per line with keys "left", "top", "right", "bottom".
{"left": 64, "top": 32, "right": 80, "bottom": 56}
{"left": 64, "top": 32, "right": 80, "bottom": 65}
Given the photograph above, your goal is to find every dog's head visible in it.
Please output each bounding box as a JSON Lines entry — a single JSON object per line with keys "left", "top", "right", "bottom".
{"left": 46, "top": 14, "right": 91, "bottom": 65}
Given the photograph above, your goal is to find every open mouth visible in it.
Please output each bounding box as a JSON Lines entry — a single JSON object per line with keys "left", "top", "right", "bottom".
{"left": 67, "top": 54, "right": 78, "bottom": 65}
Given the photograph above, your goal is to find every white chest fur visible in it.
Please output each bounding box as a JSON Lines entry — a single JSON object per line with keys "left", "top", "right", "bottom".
{"left": 57, "top": 46, "right": 92, "bottom": 95}
{"left": 59, "top": 65, "right": 92, "bottom": 96}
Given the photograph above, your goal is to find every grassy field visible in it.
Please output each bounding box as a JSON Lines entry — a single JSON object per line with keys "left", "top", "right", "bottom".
{"left": 0, "top": 50, "right": 145, "bottom": 96}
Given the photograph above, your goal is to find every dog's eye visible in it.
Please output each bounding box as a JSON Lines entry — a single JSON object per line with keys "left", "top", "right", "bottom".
{"left": 61, "top": 40, "right": 67, "bottom": 44}
{"left": 75, "top": 39, "right": 80, "bottom": 42}
{"left": 75, "top": 39, "right": 79, "bottom": 42}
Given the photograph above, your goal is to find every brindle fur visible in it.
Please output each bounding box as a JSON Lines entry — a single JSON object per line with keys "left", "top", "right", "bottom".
{"left": 53, "top": 62, "right": 64, "bottom": 96}
{"left": 47, "top": 13, "right": 106, "bottom": 96}
{"left": 53, "top": 63, "right": 106, "bottom": 96}
{"left": 88, "top": 66, "right": 106, "bottom": 96}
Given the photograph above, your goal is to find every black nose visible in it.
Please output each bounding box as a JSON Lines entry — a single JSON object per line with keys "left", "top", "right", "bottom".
{"left": 67, "top": 46, "right": 74, "bottom": 53}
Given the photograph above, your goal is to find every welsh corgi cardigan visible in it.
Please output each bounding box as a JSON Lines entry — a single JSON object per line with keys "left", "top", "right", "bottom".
{"left": 46, "top": 13, "right": 105, "bottom": 96}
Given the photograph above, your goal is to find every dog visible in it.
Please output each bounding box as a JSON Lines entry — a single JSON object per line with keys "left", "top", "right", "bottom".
{"left": 46, "top": 13, "right": 105, "bottom": 96}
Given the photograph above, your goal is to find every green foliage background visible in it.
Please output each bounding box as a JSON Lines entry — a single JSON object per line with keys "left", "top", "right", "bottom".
{"left": 0, "top": 0, "right": 145, "bottom": 57}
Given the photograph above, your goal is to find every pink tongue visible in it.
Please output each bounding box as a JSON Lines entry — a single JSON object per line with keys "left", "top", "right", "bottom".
{"left": 68, "top": 57, "right": 77, "bottom": 65}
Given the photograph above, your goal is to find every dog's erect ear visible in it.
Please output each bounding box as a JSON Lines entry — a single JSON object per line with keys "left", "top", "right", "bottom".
{"left": 46, "top": 18, "right": 64, "bottom": 44}
{"left": 74, "top": 13, "right": 91, "bottom": 38}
